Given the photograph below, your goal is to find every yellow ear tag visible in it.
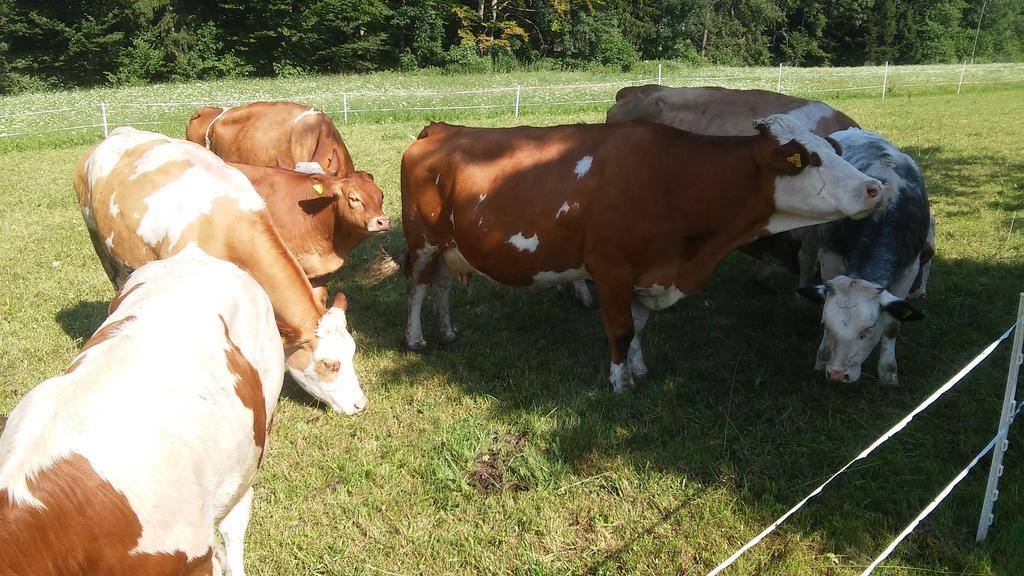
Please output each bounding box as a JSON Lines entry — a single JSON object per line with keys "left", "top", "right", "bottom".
{"left": 786, "top": 153, "right": 802, "bottom": 168}
{"left": 313, "top": 183, "right": 324, "bottom": 196}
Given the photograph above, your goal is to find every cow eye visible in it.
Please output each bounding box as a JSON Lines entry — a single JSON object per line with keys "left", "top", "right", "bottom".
{"left": 859, "top": 328, "right": 872, "bottom": 339}
{"left": 349, "top": 195, "right": 362, "bottom": 204}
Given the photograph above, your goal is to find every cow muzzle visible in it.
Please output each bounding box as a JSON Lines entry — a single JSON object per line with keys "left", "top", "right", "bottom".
{"left": 367, "top": 216, "right": 390, "bottom": 233}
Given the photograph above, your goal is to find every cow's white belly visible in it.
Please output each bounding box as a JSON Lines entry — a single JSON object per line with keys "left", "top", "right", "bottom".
{"left": 532, "top": 266, "right": 590, "bottom": 287}
{"left": 635, "top": 284, "right": 685, "bottom": 310}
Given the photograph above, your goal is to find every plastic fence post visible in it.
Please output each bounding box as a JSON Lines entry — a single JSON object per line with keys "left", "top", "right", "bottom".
{"left": 514, "top": 85, "right": 521, "bottom": 119}
{"left": 882, "top": 62, "right": 889, "bottom": 99}
{"left": 343, "top": 93, "right": 349, "bottom": 124}
{"left": 100, "top": 103, "right": 108, "bottom": 137}
{"left": 976, "top": 293, "right": 1024, "bottom": 541}
{"left": 776, "top": 63, "right": 783, "bottom": 93}
{"left": 958, "top": 60, "right": 968, "bottom": 95}
{"left": 657, "top": 63, "right": 663, "bottom": 85}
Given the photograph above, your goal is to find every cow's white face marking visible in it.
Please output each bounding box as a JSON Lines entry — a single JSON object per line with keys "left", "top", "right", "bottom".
{"left": 574, "top": 155, "right": 593, "bottom": 179}
{"left": 532, "top": 266, "right": 590, "bottom": 287}
{"left": 293, "top": 107, "right": 319, "bottom": 124}
{"left": 818, "top": 276, "right": 889, "bottom": 382}
{"left": 507, "top": 232, "right": 539, "bottom": 253}
{"left": 634, "top": 283, "right": 685, "bottom": 311}
{"left": 758, "top": 115, "right": 881, "bottom": 226}
{"left": 556, "top": 201, "right": 570, "bottom": 219}
{"left": 287, "top": 307, "right": 365, "bottom": 415}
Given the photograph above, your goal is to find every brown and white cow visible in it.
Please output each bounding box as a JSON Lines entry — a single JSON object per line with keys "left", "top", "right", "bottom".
{"left": 0, "top": 248, "right": 282, "bottom": 575}
{"left": 73, "top": 127, "right": 366, "bottom": 415}
{"left": 228, "top": 163, "right": 389, "bottom": 283}
{"left": 186, "top": 102, "right": 355, "bottom": 176}
{"left": 607, "top": 85, "right": 861, "bottom": 290}
{"left": 400, "top": 116, "right": 883, "bottom": 393}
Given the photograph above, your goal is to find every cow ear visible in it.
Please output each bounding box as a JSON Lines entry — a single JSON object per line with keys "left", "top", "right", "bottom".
{"left": 797, "top": 284, "right": 827, "bottom": 304}
{"left": 762, "top": 139, "right": 809, "bottom": 175}
{"left": 753, "top": 119, "right": 771, "bottom": 137}
{"left": 308, "top": 174, "right": 337, "bottom": 198}
{"left": 825, "top": 136, "right": 843, "bottom": 156}
{"left": 883, "top": 299, "right": 925, "bottom": 322}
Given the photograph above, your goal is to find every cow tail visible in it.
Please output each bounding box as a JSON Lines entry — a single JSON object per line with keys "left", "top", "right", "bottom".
{"left": 358, "top": 246, "right": 407, "bottom": 287}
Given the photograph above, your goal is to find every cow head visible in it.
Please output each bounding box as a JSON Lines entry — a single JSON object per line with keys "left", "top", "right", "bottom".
{"left": 303, "top": 172, "right": 389, "bottom": 235}
{"left": 754, "top": 115, "right": 883, "bottom": 228}
{"left": 284, "top": 293, "right": 367, "bottom": 414}
{"left": 799, "top": 276, "right": 924, "bottom": 383}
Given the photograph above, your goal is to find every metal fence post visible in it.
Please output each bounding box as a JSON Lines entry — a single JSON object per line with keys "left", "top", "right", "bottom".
{"left": 514, "top": 85, "right": 521, "bottom": 119}
{"left": 882, "top": 62, "right": 889, "bottom": 99}
{"left": 657, "top": 63, "right": 663, "bottom": 85}
{"left": 958, "top": 60, "right": 968, "bottom": 95}
{"left": 100, "top": 103, "right": 108, "bottom": 137}
{"left": 776, "top": 63, "right": 783, "bottom": 93}
{"left": 977, "top": 293, "right": 1024, "bottom": 541}
{"left": 342, "top": 93, "right": 349, "bottom": 124}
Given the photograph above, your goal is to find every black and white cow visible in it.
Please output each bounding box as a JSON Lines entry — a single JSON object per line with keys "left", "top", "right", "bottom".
{"left": 799, "top": 128, "right": 934, "bottom": 386}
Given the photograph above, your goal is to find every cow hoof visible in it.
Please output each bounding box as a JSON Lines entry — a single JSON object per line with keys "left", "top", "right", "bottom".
{"left": 406, "top": 339, "right": 428, "bottom": 353}
{"left": 439, "top": 330, "right": 458, "bottom": 345}
{"left": 879, "top": 372, "right": 899, "bottom": 387}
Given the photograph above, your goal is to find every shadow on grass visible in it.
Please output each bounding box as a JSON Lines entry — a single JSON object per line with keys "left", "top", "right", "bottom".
{"left": 54, "top": 299, "right": 109, "bottom": 344}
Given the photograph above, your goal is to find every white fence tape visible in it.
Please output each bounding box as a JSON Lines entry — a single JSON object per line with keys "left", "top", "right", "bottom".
{"left": 707, "top": 323, "right": 1018, "bottom": 576}
{"left": 859, "top": 401, "right": 1024, "bottom": 575}
{"left": 0, "top": 64, "right": 1021, "bottom": 140}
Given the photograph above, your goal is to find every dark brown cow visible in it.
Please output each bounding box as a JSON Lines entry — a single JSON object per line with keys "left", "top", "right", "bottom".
{"left": 400, "top": 117, "right": 883, "bottom": 393}
{"left": 228, "top": 163, "right": 389, "bottom": 284}
{"left": 608, "top": 85, "right": 862, "bottom": 289}
{"left": 186, "top": 101, "right": 356, "bottom": 176}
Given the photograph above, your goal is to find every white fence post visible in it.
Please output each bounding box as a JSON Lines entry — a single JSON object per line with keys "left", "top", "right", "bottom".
{"left": 958, "top": 60, "right": 968, "bottom": 95}
{"left": 976, "top": 293, "right": 1024, "bottom": 541}
{"left": 342, "top": 93, "right": 349, "bottom": 124}
{"left": 882, "top": 62, "right": 889, "bottom": 99}
{"left": 776, "top": 63, "right": 783, "bottom": 93}
{"left": 100, "top": 103, "right": 108, "bottom": 137}
{"left": 657, "top": 63, "right": 663, "bottom": 85}
{"left": 514, "top": 84, "right": 521, "bottom": 119}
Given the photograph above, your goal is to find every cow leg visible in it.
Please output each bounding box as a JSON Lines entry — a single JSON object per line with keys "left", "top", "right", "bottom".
{"left": 797, "top": 230, "right": 820, "bottom": 288}
{"left": 593, "top": 275, "right": 637, "bottom": 394}
{"left": 405, "top": 245, "right": 438, "bottom": 351}
{"left": 86, "top": 227, "right": 122, "bottom": 291}
{"left": 628, "top": 300, "right": 651, "bottom": 378}
{"left": 432, "top": 265, "right": 457, "bottom": 344}
{"left": 217, "top": 486, "right": 253, "bottom": 576}
{"left": 753, "top": 259, "right": 773, "bottom": 289}
{"left": 878, "top": 320, "right": 900, "bottom": 386}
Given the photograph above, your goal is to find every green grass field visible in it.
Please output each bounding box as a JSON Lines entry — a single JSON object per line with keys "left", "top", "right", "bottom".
{"left": 1, "top": 67, "right": 1023, "bottom": 575}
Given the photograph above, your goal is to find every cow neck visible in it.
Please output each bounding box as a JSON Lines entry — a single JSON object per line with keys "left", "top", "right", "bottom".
{"left": 666, "top": 133, "right": 776, "bottom": 290}
{"left": 231, "top": 213, "right": 324, "bottom": 347}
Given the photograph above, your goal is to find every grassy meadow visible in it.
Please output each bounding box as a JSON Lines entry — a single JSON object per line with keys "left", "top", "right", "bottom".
{"left": 1, "top": 66, "right": 1023, "bottom": 575}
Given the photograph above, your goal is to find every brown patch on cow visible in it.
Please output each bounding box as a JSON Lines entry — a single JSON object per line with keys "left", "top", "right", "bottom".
{"left": 107, "top": 282, "right": 145, "bottom": 315}
{"left": 65, "top": 315, "right": 137, "bottom": 374}
{"left": 0, "top": 454, "right": 214, "bottom": 575}
{"left": 220, "top": 316, "right": 267, "bottom": 455}
{"left": 467, "top": 432, "right": 528, "bottom": 494}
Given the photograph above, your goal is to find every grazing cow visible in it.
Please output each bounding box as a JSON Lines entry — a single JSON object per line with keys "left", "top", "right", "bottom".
{"left": 400, "top": 116, "right": 883, "bottom": 393}
{"left": 186, "top": 102, "right": 355, "bottom": 176}
{"left": 227, "top": 163, "right": 389, "bottom": 283}
{"left": 799, "top": 128, "right": 932, "bottom": 386}
{"left": 607, "top": 85, "right": 861, "bottom": 290}
{"left": 0, "top": 248, "right": 282, "bottom": 575}
{"left": 73, "top": 127, "right": 366, "bottom": 415}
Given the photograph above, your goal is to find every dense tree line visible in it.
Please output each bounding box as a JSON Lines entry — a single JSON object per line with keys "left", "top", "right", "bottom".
{"left": 0, "top": 0, "right": 1021, "bottom": 94}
